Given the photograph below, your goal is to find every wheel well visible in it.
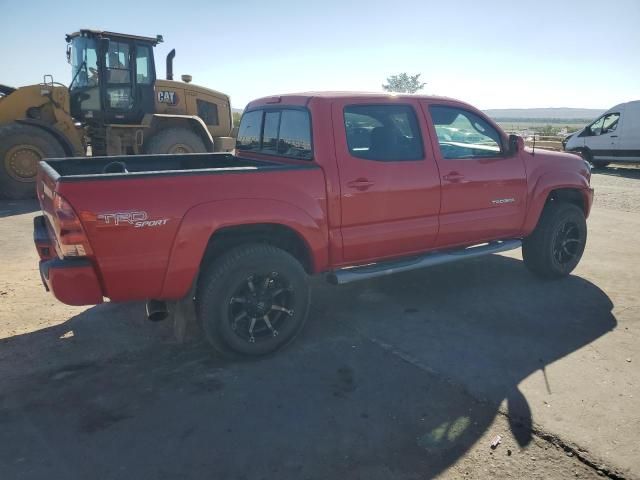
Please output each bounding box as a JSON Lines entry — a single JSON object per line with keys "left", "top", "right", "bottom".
{"left": 201, "top": 224, "right": 313, "bottom": 274}
{"left": 547, "top": 188, "right": 586, "bottom": 213}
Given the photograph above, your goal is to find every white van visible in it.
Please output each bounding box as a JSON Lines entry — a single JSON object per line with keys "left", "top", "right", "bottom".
{"left": 564, "top": 100, "right": 640, "bottom": 168}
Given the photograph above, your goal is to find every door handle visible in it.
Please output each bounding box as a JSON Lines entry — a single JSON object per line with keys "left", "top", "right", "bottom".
{"left": 443, "top": 172, "right": 465, "bottom": 182}
{"left": 610, "top": 135, "right": 618, "bottom": 138}
{"left": 347, "top": 178, "right": 374, "bottom": 191}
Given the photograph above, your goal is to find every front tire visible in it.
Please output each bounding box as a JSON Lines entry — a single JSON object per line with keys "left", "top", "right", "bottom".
{"left": 522, "top": 203, "right": 587, "bottom": 279}
{"left": 0, "top": 124, "right": 65, "bottom": 199}
{"left": 144, "top": 127, "right": 206, "bottom": 154}
{"left": 197, "top": 244, "right": 310, "bottom": 357}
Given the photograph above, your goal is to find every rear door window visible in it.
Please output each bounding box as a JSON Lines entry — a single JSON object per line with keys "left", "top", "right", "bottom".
{"left": 343, "top": 105, "right": 423, "bottom": 161}
{"left": 236, "top": 110, "right": 262, "bottom": 151}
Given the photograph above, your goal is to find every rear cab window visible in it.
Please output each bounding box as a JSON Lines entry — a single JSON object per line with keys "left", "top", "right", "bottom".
{"left": 236, "top": 108, "right": 312, "bottom": 160}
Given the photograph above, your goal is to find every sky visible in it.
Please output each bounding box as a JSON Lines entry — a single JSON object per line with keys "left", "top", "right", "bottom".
{"left": 1, "top": 0, "right": 638, "bottom": 110}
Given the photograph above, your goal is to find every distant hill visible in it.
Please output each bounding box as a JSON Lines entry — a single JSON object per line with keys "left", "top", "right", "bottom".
{"left": 484, "top": 108, "right": 605, "bottom": 122}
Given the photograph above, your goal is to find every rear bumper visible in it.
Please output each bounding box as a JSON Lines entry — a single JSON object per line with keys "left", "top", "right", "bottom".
{"left": 33, "top": 215, "right": 54, "bottom": 261}
{"left": 34, "top": 215, "right": 103, "bottom": 306}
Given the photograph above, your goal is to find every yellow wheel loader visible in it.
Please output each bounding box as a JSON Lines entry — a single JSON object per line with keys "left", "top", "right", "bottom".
{"left": 0, "top": 30, "right": 235, "bottom": 199}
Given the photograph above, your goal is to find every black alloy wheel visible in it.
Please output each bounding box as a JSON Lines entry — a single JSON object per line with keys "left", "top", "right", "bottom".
{"left": 197, "top": 244, "right": 310, "bottom": 357}
{"left": 228, "top": 272, "right": 294, "bottom": 344}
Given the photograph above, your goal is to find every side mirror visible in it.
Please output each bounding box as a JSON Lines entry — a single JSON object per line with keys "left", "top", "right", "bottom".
{"left": 508, "top": 134, "right": 524, "bottom": 155}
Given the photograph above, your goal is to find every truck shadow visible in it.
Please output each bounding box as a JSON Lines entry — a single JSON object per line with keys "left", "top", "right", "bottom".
{"left": 0, "top": 199, "right": 39, "bottom": 218}
{"left": 315, "top": 253, "right": 617, "bottom": 444}
{"left": 0, "top": 255, "right": 615, "bottom": 479}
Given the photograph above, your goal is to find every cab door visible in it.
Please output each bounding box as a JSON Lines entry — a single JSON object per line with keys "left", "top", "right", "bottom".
{"left": 133, "top": 43, "right": 156, "bottom": 121}
{"left": 422, "top": 102, "right": 527, "bottom": 247}
{"left": 583, "top": 111, "right": 622, "bottom": 162}
{"left": 101, "top": 40, "right": 155, "bottom": 124}
{"left": 333, "top": 99, "right": 441, "bottom": 264}
{"left": 101, "top": 39, "right": 136, "bottom": 123}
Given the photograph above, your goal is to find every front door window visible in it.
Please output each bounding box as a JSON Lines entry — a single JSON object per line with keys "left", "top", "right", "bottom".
{"left": 429, "top": 106, "right": 503, "bottom": 159}
{"left": 69, "top": 37, "right": 101, "bottom": 114}
{"left": 601, "top": 113, "right": 620, "bottom": 134}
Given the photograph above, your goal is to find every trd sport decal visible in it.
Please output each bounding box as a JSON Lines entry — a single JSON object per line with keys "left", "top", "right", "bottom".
{"left": 97, "top": 211, "right": 169, "bottom": 228}
{"left": 157, "top": 91, "right": 179, "bottom": 105}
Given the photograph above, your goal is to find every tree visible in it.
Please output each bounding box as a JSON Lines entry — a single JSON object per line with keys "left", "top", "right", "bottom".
{"left": 539, "top": 124, "right": 558, "bottom": 136}
{"left": 382, "top": 73, "right": 426, "bottom": 94}
{"left": 232, "top": 111, "right": 242, "bottom": 127}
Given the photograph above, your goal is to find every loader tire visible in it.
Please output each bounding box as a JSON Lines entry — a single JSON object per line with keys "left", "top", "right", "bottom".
{"left": 144, "top": 128, "right": 206, "bottom": 154}
{"left": 0, "top": 124, "right": 65, "bottom": 199}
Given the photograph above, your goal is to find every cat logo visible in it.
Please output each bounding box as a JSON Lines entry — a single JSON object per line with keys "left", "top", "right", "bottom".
{"left": 157, "top": 91, "right": 179, "bottom": 105}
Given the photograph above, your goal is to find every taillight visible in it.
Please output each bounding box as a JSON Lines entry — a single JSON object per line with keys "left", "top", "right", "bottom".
{"left": 53, "top": 193, "right": 92, "bottom": 257}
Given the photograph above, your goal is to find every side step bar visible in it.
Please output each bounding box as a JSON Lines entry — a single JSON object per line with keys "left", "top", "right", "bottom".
{"left": 327, "top": 239, "right": 522, "bottom": 285}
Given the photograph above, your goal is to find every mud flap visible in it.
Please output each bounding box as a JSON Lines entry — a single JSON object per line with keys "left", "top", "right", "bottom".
{"left": 170, "top": 297, "right": 198, "bottom": 344}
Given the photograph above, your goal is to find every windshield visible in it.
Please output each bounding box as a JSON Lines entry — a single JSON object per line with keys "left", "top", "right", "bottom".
{"left": 70, "top": 37, "right": 99, "bottom": 89}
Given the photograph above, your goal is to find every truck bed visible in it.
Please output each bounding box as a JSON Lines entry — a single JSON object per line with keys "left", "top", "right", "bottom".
{"left": 36, "top": 150, "right": 327, "bottom": 302}
{"left": 40, "top": 153, "right": 296, "bottom": 181}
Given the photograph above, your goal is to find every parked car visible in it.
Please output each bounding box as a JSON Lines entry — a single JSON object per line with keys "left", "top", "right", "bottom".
{"left": 564, "top": 100, "right": 640, "bottom": 168}
{"left": 34, "top": 92, "right": 593, "bottom": 357}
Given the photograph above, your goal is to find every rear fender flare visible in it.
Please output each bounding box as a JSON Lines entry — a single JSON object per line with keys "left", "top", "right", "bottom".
{"left": 160, "top": 198, "right": 328, "bottom": 299}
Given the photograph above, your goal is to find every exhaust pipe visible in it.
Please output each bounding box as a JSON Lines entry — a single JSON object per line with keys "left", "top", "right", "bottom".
{"left": 146, "top": 299, "right": 168, "bottom": 322}
{"left": 166, "top": 49, "right": 176, "bottom": 80}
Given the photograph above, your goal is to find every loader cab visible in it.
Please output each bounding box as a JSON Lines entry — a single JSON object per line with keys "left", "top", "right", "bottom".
{"left": 67, "top": 30, "right": 160, "bottom": 125}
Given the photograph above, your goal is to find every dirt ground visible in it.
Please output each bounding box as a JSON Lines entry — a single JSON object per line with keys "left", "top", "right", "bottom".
{"left": 0, "top": 165, "right": 638, "bottom": 479}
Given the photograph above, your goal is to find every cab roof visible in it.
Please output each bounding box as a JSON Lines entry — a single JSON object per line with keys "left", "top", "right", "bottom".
{"left": 246, "top": 91, "right": 464, "bottom": 109}
{"left": 65, "top": 29, "right": 163, "bottom": 46}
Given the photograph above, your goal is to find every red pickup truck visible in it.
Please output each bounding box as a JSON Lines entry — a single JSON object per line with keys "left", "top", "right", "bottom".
{"left": 34, "top": 92, "right": 593, "bottom": 356}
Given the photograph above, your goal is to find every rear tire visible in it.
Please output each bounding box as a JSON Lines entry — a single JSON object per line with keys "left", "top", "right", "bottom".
{"left": 0, "top": 124, "right": 65, "bottom": 199}
{"left": 522, "top": 202, "right": 587, "bottom": 279}
{"left": 592, "top": 161, "right": 611, "bottom": 169}
{"left": 197, "top": 244, "right": 310, "bottom": 357}
{"left": 144, "top": 127, "right": 206, "bottom": 154}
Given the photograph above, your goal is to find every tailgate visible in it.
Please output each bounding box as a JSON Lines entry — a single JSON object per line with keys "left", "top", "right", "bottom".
{"left": 36, "top": 162, "right": 66, "bottom": 258}
{"left": 37, "top": 162, "right": 57, "bottom": 213}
